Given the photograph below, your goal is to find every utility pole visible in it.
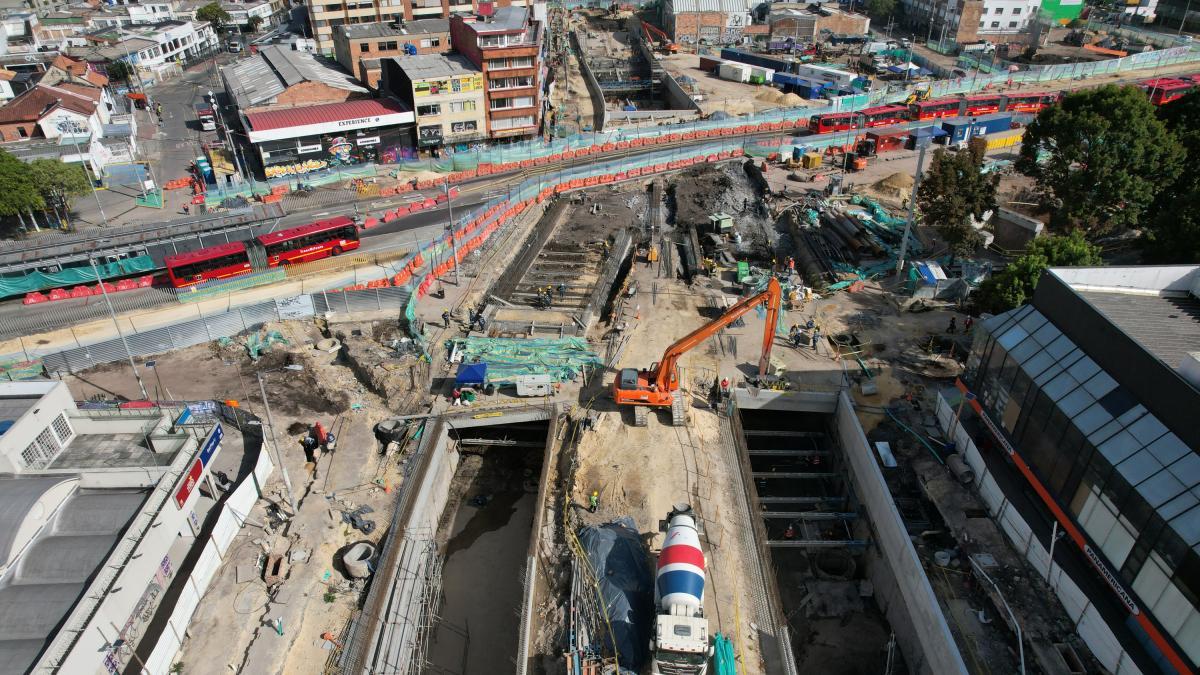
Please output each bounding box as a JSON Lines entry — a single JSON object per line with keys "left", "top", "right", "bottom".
{"left": 59, "top": 121, "right": 109, "bottom": 227}
{"left": 1179, "top": 0, "right": 1193, "bottom": 34}
{"left": 89, "top": 258, "right": 149, "bottom": 400}
{"left": 895, "top": 136, "right": 930, "bottom": 276}
{"left": 444, "top": 179, "right": 460, "bottom": 285}
{"left": 257, "top": 369, "right": 298, "bottom": 514}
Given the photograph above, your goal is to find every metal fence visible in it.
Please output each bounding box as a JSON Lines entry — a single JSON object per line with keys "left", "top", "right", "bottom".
{"left": 39, "top": 287, "right": 411, "bottom": 376}
{"left": 0, "top": 287, "right": 180, "bottom": 346}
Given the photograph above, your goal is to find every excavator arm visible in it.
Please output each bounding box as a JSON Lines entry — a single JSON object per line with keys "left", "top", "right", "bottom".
{"left": 652, "top": 278, "right": 782, "bottom": 391}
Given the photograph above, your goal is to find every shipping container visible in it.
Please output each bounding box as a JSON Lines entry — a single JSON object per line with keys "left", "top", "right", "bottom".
{"left": 699, "top": 56, "right": 724, "bottom": 73}
{"left": 972, "top": 113, "right": 1013, "bottom": 135}
{"left": 792, "top": 63, "right": 858, "bottom": 87}
{"left": 719, "top": 63, "right": 750, "bottom": 83}
{"left": 720, "top": 48, "right": 795, "bottom": 73}
{"left": 748, "top": 65, "right": 775, "bottom": 82}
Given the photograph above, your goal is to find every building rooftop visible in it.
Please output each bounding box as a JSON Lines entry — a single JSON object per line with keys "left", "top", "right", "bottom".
{"left": 394, "top": 52, "right": 479, "bottom": 80}
{"left": 463, "top": 5, "right": 528, "bottom": 33}
{"left": 669, "top": 0, "right": 753, "bottom": 13}
{"left": 338, "top": 17, "right": 448, "bottom": 40}
{"left": 46, "top": 431, "right": 181, "bottom": 469}
{"left": 244, "top": 96, "right": 410, "bottom": 133}
{"left": 224, "top": 43, "right": 366, "bottom": 109}
{"left": 0, "top": 83, "right": 99, "bottom": 124}
{"left": 1049, "top": 266, "right": 1200, "bottom": 374}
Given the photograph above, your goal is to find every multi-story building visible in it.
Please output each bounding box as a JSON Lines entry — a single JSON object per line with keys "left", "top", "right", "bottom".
{"left": 380, "top": 53, "right": 485, "bottom": 150}
{"left": 305, "top": 0, "right": 518, "bottom": 57}
{"left": 333, "top": 18, "right": 450, "bottom": 87}
{"left": 947, "top": 265, "right": 1200, "bottom": 674}
{"left": 221, "top": 0, "right": 276, "bottom": 31}
{"left": 766, "top": 4, "right": 869, "bottom": 44}
{"left": 73, "top": 20, "right": 218, "bottom": 70}
{"left": 663, "top": 0, "right": 754, "bottom": 45}
{"left": 449, "top": 5, "right": 544, "bottom": 141}
{"left": 900, "top": 0, "right": 1081, "bottom": 45}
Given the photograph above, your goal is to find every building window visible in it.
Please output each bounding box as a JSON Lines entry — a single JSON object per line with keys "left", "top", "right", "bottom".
{"left": 491, "top": 115, "right": 535, "bottom": 130}
{"left": 361, "top": 43, "right": 369, "bottom": 52}
{"left": 378, "top": 40, "right": 398, "bottom": 50}
{"left": 490, "top": 96, "right": 533, "bottom": 110}
{"left": 51, "top": 414, "right": 73, "bottom": 445}
{"left": 491, "top": 75, "right": 533, "bottom": 90}
{"left": 994, "top": 7, "right": 1003, "bottom": 13}
{"left": 479, "top": 34, "right": 509, "bottom": 48}
{"left": 991, "top": 20, "right": 1000, "bottom": 27}
{"left": 1013, "top": 6, "right": 1021, "bottom": 13}
{"left": 417, "top": 103, "right": 441, "bottom": 116}
{"left": 1009, "top": 20, "right": 1018, "bottom": 26}
{"left": 447, "top": 100, "right": 476, "bottom": 112}
{"left": 420, "top": 37, "right": 441, "bottom": 48}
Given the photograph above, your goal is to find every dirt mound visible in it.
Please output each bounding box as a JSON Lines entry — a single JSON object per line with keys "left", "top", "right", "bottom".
{"left": 877, "top": 172, "right": 915, "bottom": 190}
{"left": 781, "top": 93, "right": 805, "bottom": 107}
{"left": 756, "top": 89, "right": 784, "bottom": 103}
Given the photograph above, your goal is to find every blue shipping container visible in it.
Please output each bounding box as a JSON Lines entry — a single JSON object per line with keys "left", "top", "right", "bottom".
{"left": 972, "top": 113, "right": 1013, "bottom": 135}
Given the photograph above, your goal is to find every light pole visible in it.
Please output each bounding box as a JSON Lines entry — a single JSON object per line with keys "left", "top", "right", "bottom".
{"left": 1179, "top": 0, "right": 1193, "bottom": 34}
{"left": 895, "top": 134, "right": 930, "bottom": 275}
{"left": 444, "top": 179, "right": 460, "bottom": 285}
{"left": 256, "top": 365, "right": 302, "bottom": 514}
{"left": 89, "top": 258, "right": 149, "bottom": 400}
{"left": 58, "top": 121, "right": 108, "bottom": 227}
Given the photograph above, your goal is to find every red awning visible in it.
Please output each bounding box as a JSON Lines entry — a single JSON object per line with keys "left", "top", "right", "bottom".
{"left": 245, "top": 98, "right": 410, "bottom": 133}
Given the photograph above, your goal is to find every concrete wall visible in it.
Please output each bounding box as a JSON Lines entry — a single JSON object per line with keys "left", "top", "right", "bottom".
{"left": 835, "top": 391, "right": 968, "bottom": 675}
{"left": 569, "top": 30, "right": 609, "bottom": 132}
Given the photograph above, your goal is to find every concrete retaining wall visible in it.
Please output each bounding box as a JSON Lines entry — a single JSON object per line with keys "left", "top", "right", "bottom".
{"left": 835, "top": 391, "right": 968, "bottom": 675}
{"left": 569, "top": 30, "right": 610, "bottom": 132}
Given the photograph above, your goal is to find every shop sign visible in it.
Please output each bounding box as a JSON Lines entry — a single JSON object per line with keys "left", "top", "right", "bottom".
{"left": 356, "top": 135, "right": 380, "bottom": 146}
{"left": 174, "top": 458, "right": 204, "bottom": 508}
{"left": 264, "top": 158, "right": 329, "bottom": 179}
{"left": 199, "top": 423, "right": 223, "bottom": 467}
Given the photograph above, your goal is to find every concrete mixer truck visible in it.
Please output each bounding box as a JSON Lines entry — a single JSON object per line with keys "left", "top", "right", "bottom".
{"left": 651, "top": 504, "right": 713, "bottom": 674}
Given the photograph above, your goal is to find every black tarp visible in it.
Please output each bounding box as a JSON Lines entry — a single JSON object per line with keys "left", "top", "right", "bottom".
{"left": 578, "top": 517, "right": 654, "bottom": 673}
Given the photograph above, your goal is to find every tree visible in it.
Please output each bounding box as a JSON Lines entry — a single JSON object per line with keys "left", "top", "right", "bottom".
{"left": 866, "top": 0, "right": 896, "bottom": 18}
{"left": 196, "top": 2, "right": 232, "bottom": 32}
{"left": 974, "top": 231, "right": 1103, "bottom": 313}
{"left": 1016, "top": 85, "right": 1184, "bottom": 234}
{"left": 917, "top": 144, "right": 998, "bottom": 262}
{"left": 105, "top": 59, "right": 132, "bottom": 85}
{"left": 247, "top": 15, "right": 263, "bottom": 32}
{"left": 29, "top": 159, "right": 91, "bottom": 228}
{"left": 0, "top": 149, "right": 46, "bottom": 234}
{"left": 1142, "top": 91, "right": 1200, "bottom": 263}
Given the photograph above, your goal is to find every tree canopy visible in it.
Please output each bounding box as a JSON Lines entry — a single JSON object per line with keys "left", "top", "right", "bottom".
{"left": 1141, "top": 91, "right": 1200, "bottom": 263}
{"left": 866, "top": 0, "right": 896, "bottom": 18}
{"left": 29, "top": 159, "right": 91, "bottom": 225}
{"left": 974, "top": 231, "right": 1103, "bottom": 314}
{"left": 196, "top": 3, "right": 232, "bottom": 30}
{"left": 917, "top": 144, "right": 998, "bottom": 262}
{"left": 105, "top": 59, "right": 132, "bottom": 84}
{"left": 1016, "top": 85, "right": 1183, "bottom": 234}
{"left": 0, "top": 150, "right": 45, "bottom": 220}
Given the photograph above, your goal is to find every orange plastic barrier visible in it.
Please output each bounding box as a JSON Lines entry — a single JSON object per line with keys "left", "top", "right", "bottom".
{"left": 70, "top": 285, "right": 93, "bottom": 298}
{"left": 23, "top": 292, "right": 47, "bottom": 305}
{"left": 628, "top": 167, "right": 642, "bottom": 177}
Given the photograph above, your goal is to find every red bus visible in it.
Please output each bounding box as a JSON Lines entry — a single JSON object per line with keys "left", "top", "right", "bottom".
{"left": 809, "top": 111, "right": 859, "bottom": 134}
{"left": 859, "top": 104, "right": 909, "bottom": 128}
{"left": 164, "top": 242, "right": 252, "bottom": 288}
{"left": 963, "top": 94, "right": 1002, "bottom": 116}
{"left": 1002, "top": 91, "right": 1059, "bottom": 113}
{"left": 257, "top": 216, "right": 360, "bottom": 266}
{"left": 1141, "top": 78, "right": 1195, "bottom": 105}
{"left": 910, "top": 97, "right": 963, "bottom": 120}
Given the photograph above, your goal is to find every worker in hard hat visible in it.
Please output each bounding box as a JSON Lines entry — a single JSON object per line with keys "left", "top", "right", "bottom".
{"left": 589, "top": 491, "right": 599, "bottom": 513}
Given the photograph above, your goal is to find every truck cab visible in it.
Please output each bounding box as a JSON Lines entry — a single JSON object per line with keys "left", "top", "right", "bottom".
{"left": 652, "top": 611, "right": 711, "bottom": 674}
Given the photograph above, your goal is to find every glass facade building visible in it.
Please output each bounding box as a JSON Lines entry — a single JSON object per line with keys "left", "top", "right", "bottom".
{"left": 963, "top": 267, "right": 1200, "bottom": 673}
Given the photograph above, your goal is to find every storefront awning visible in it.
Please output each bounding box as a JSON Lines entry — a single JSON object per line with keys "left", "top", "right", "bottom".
{"left": 244, "top": 98, "right": 414, "bottom": 144}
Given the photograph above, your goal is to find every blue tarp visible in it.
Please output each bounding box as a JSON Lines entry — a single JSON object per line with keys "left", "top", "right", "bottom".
{"left": 578, "top": 518, "right": 653, "bottom": 674}
{"left": 455, "top": 362, "right": 488, "bottom": 386}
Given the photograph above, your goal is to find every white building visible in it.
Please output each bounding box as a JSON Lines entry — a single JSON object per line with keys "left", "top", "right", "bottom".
{"left": 0, "top": 381, "right": 226, "bottom": 675}
{"left": 222, "top": 0, "right": 274, "bottom": 30}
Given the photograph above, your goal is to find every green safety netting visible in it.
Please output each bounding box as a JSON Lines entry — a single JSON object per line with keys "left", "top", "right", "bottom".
{"left": 245, "top": 330, "right": 288, "bottom": 360}
{"left": 713, "top": 634, "right": 737, "bottom": 675}
{"left": 0, "top": 359, "right": 45, "bottom": 381}
{"left": 0, "top": 255, "right": 155, "bottom": 297}
{"left": 447, "top": 337, "right": 601, "bottom": 385}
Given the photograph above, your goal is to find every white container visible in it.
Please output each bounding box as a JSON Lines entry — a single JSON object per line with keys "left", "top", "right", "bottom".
{"left": 515, "top": 374, "right": 553, "bottom": 397}
{"left": 719, "top": 63, "right": 750, "bottom": 83}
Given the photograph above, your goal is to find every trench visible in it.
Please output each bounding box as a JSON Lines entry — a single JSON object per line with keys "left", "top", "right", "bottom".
{"left": 737, "top": 407, "right": 907, "bottom": 675}
{"left": 427, "top": 420, "right": 550, "bottom": 674}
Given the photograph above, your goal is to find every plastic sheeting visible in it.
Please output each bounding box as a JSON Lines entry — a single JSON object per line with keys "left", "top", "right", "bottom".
{"left": 578, "top": 517, "right": 653, "bottom": 674}
{"left": 713, "top": 634, "right": 737, "bottom": 675}
{"left": 0, "top": 255, "right": 155, "bottom": 297}
{"left": 447, "top": 337, "right": 601, "bottom": 385}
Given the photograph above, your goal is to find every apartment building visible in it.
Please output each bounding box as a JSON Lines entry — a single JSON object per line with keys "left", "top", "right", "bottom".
{"left": 900, "top": 0, "right": 1081, "bottom": 45}
{"left": 380, "top": 53, "right": 486, "bottom": 149}
{"left": 950, "top": 266, "right": 1200, "bottom": 673}
{"left": 449, "top": 5, "right": 544, "bottom": 140}
{"left": 306, "top": 0, "right": 516, "bottom": 56}
{"left": 333, "top": 18, "right": 449, "bottom": 87}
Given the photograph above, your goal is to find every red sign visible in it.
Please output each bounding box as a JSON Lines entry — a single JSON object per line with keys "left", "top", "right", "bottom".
{"left": 175, "top": 459, "right": 203, "bottom": 509}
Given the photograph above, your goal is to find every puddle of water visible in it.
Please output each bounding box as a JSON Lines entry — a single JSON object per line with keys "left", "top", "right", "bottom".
{"left": 429, "top": 488, "right": 535, "bottom": 674}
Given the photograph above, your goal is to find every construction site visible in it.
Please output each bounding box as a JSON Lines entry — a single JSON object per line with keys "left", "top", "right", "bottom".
{"left": 45, "top": 153, "right": 1115, "bottom": 675}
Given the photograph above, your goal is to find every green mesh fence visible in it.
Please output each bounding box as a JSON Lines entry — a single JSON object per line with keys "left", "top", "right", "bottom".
{"left": 0, "top": 255, "right": 155, "bottom": 297}
{"left": 447, "top": 337, "right": 602, "bottom": 384}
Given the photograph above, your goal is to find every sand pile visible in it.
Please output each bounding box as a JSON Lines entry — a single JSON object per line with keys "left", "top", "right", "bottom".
{"left": 872, "top": 171, "right": 916, "bottom": 199}
{"left": 780, "top": 93, "right": 805, "bottom": 106}
{"left": 756, "top": 89, "right": 785, "bottom": 103}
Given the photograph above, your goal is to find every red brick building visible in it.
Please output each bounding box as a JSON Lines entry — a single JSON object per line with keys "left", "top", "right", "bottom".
{"left": 332, "top": 18, "right": 451, "bottom": 88}
{"left": 664, "top": 0, "right": 754, "bottom": 45}
{"left": 449, "top": 5, "right": 544, "bottom": 140}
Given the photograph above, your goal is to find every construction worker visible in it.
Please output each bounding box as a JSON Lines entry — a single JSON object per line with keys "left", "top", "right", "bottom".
{"left": 947, "top": 316, "right": 958, "bottom": 334}
{"left": 720, "top": 377, "right": 730, "bottom": 401}
{"left": 589, "top": 490, "right": 599, "bottom": 513}
{"left": 557, "top": 282, "right": 566, "bottom": 299}
{"left": 964, "top": 316, "right": 974, "bottom": 334}
{"left": 441, "top": 310, "right": 451, "bottom": 328}
{"left": 451, "top": 388, "right": 463, "bottom": 406}
{"left": 811, "top": 328, "right": 821, "bottom": 352}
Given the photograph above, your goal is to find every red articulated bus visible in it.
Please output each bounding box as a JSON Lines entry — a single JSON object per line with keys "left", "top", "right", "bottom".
{"left": 963, "top": 94, "right": 1003, "bottom": 116}
{"left": 257, "top": 216, "right": 360, "bottom": 266}
{"left": 1001, "top": 91, "right": 1060, "bottom": 113}
{"left": 910, "top": 97, "right": 963, "bottom": 121}
{"left": 164, "top": 242, "right": 252, "bottom": 288}
{"left": 859, "top": 104, "right": 910, "bottom": 128}
{"left": 164, "top": 216, "right": 361, "bottom": 288}
{"left": 808, "top": 111, "right": 860, "bottom": 134}
{"left": 1141, "top": 78, "right": 1195, "bottom": 105}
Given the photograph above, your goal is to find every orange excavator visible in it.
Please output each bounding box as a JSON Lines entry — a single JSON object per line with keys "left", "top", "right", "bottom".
{"left": 613, "top": 278, "right": 781, "bottom": 426}
{"left": 641, "top": 20, "right": 679, "bottom": 54}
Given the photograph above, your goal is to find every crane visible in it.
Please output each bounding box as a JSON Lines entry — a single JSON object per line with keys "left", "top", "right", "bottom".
{"left": 613, "top": 278, "right": 782, "bottom": 426}
{"left": 640, "top": 20, "right": 679, "bottom": 54}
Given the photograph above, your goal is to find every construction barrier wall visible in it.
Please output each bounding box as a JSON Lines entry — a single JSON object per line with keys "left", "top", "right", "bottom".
{"left": 935, "top": 392, "right": 1145, "bottom": 675}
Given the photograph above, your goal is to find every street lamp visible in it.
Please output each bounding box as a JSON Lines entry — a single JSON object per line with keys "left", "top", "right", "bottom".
{"left": 256, "top": 365, "right": 302, "bottom": 514}
{"left": 57, "top": 121, "right": 109, "bottom": 227}
{"left": 89, "top": 257, "right": 149, "bottom": 401}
